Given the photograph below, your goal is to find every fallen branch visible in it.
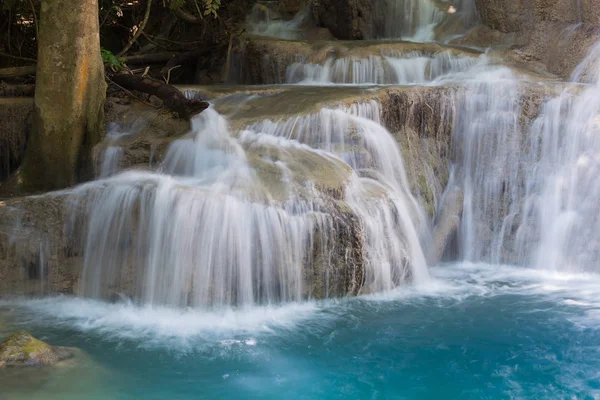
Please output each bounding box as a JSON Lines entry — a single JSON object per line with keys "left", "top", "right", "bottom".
{"left": 0, "top": 52, "right": 36, "bottom": 63}
{"left": 0, "top": 83, "right": 35, "bottom": 97}
{"left": 123, "top": 52, "right": 179, "bottom": 65}
{"left": 0, "top": 66, "right": 37, "bottom": 79}
{"left": 173, "top": 7, "right": 203, "bottom": 24}
{"left": 112, "top": 74, "right": 209, "bottom": 119}
{"left": 160, "top": 48, "right": 209, "bottom": 78}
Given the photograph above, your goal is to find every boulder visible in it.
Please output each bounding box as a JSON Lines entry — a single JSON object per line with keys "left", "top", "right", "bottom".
{"left": 0, "top": 331, "right": 71, "bottom": 368}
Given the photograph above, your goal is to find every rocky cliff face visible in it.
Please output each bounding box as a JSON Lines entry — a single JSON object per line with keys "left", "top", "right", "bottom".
{"left": 462, "top": 0, "right": 600, "bottom": 77}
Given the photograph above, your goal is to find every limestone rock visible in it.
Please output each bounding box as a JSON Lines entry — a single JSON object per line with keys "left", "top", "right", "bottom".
{"left": 469, "top": 0, "right": 600, "bottom": 78}
{"left": 429, "top": 187, "right": 463, "bottom": 265}
{"left": 0, "top": 331, "right": 71, "bottom": 368}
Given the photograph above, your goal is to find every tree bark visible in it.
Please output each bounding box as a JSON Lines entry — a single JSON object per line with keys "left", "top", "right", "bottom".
{"left": 112, "top": 74, "right": 209, "bottom": 119}
{"left": 20, "top": 0, "right": 106, "bottom": 191}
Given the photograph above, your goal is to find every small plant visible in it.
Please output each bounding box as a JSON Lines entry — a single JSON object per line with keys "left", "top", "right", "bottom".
{"left": 101, "top": 48, "right": 124, "bottom": 71}
{"left": 204, "top": 0, "right": 221, "bottom": 18}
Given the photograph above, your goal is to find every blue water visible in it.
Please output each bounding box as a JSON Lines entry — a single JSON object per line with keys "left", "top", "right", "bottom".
{"left": 2, "top": 263, "right": 600, "bottom": 399}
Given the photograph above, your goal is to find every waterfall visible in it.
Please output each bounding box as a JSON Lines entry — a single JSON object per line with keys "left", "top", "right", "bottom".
{"left": 525, "top": 42, "right": 600, "bottom": 272}
{"left": 246, "top": 3, "right": 309, "bottom": 40}
{"left": 375, "top": 0, "right": 445, "bottom": 40}
{"left": 249, "top": 101, "right": 430, "bottom": 286}
{"left": 452, "top": 42, "right": 600, "bottom": 272}
{"left": 285, "top": 51, "right": 478, "bottom": 85}
{"left": 73, "top": 103, "right": 428, "bottom": 307}
{"left": 452, "top": 66, "right": 524, "bottom": 263}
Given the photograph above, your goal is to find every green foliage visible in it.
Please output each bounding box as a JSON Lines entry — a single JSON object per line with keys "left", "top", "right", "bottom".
{"left": 203, "top": 0, "right": 221, "bottom": 18}
{"left": 101, "top": 48, "right": 124, "bottom": 71}
{"left": 168, "top": 0, "right": 186, "bottom": 10}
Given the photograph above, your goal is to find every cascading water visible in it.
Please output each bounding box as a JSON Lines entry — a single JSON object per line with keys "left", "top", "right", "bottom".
{"left": 71, "top": 99, "right": 429, "bottom": 307}
{"left": 526, "top": 44, "right": 600, "bottom": 272}
{"left": 248, "top": 101, "right": 430, "bottom": 286}
{"left": 246, "top": 3, "right": 309, "bottom": 39}
{"left": 375, "top": 0, "right": 445, "bottom": 40}
{"left": 74, "top": 109, "right": 344, "bottom": 307}
{"left": 450, "top": 66, "right": 524, "bottom": 263}
{"left": 451, "top": 42, "right": 600, "bottom": 272}
{"left": 373, "top": 0, "right": 476, "bottom": 41}
{"left": 285, "top": 51, "right": 479, "bottom": 85}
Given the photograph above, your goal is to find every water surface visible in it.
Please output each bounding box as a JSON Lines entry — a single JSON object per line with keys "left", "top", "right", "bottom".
{"left": 2, "top": 263, "right": 600, "bottom": 399}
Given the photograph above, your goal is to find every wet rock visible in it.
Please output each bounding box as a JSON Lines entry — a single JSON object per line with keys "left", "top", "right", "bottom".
{"left": 475, "top": 0, "right": 532, "bottom": 33}
{"left": 429, "top": 187, "right": 463, "bottom": 265}
{"left": 467, "top": 0, "right": 600, "bottom": 78}
{"left": 0, "top": 331, "right": 71, "bottom": 368}
{"left": 312, "top": 0, "right": 373, "bottom": 39}
{"left": 278, "top": 0, "right": 309, "bottom": 17}
{"left": 0, "top": 193, "right": 80, "bottom": 296}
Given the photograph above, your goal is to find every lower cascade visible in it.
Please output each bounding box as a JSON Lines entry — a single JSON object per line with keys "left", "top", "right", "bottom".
{"left": 71, "top": 103, "right": 429, "bottom": 308}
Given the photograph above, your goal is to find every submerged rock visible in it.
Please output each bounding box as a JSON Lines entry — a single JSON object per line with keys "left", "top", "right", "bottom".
{"left": 0, "top": 331, "right": 71, "bottom": 368}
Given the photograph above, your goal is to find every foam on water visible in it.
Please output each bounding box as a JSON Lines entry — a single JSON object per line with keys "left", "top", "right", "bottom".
{"left": 5, "top": 263, "right": 600, "bottom": 348}
{"left": 0, "top": 297, "right": 322, "bottom": 349}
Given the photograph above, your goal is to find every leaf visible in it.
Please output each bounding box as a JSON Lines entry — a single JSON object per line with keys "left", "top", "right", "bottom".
{"left": 101, "top": 48, "right": 124, "bottom": 71}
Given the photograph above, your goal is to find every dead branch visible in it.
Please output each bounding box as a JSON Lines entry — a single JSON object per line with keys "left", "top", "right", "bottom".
{"left": 173, "top": 7, "right": 203, "bottom": 24}
{"left": 112, "top": 73, "right": 209, "bottom": 119}
{"left": 160, "top": 48, "right": 210, "bottom": 78}
{"left": 0, "top": 66, "right": 37, "bottom": 79}
{"left": 123, "top": 52, "right": 179, "bottom": 65}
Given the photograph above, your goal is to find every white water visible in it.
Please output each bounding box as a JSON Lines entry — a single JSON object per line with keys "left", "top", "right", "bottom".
{"left": 6, "top": 262, "right": 600, "bottom": 349}
{"left": 246, "top": 3, "right": 309, "bottom": 40}
{"left": 248, "top": 101, "right": 430, "bottom": 286}
{"left": 450, "top": 42, "right": 600, "bottom": 273}
{"left": 69, "top": 99, "right": 429, "bottom": 307}
{"left": 373, "top": 0, "right": 476, "bottom": 41}
{"left": 285, "top": 51, "right": 479, "bottom": 85}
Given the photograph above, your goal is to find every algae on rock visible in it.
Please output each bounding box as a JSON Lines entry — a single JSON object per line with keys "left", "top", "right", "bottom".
{"left": 0, "top": 331, "right": 71, "bottom": 368}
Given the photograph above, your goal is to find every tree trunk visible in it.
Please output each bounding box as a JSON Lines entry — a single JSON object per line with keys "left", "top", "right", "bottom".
{"left": 20, "top": 0, "right": 106, "bottom": 191}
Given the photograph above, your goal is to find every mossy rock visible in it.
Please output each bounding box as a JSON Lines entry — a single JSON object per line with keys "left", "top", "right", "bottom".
{"left": 0, "top": 331, "right": 71, "bottom": 368}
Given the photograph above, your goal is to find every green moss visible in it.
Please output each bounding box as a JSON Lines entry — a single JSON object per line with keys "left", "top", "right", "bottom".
{"left": 419, "top": 174, "right": 435, "bottom": 217}
{"left": 0, "top": 330, "right": 70, "bottom": 367}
